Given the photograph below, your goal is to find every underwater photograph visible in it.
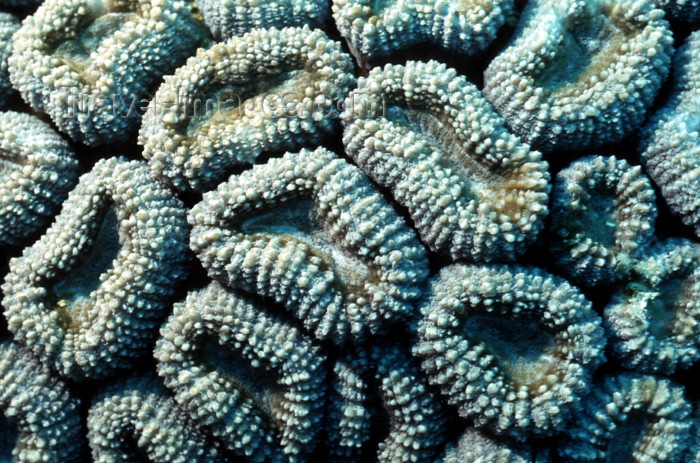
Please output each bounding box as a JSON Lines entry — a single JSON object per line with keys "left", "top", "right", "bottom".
{"left": 0, "top": 0, "right": 699, "bottom": 461}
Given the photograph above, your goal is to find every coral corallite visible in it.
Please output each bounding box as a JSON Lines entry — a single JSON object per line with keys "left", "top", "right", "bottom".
{"left": 483, "top": 0, "right": 673, "bottom": 153}
{"left": 343, "top": 60, "right": 550, "bottom": 263}
{"left": 414, "top": 264, "right": 606, "bottom": 440}
{"left": 547, "top": 155, "right": 658, "bottom": 287}
{"left": 2, "top": 157, "right": 190, "bottom": 381}
{"left": 154, "top": 282, "right": 326, "bottom": 463}
{"left": 189, "top": 146, "right": 429, "bottom": 343}
{"left": 140, "top": 26, "right": 356, "bottom": 192}
{"left": 8, "top": 0, "right": 203, "bottom": 145}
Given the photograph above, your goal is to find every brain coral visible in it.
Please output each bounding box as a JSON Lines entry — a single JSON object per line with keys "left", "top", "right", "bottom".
{"left": 437, "top": 428, "right": 551, "bottom": 463}
{"left": 414, "top": 264, "right": 606, "bottom": 440}
{"left": 8, "top": 0, "right": 203, "bottom": 145}
{"left": 0, "top": 13, "right": 18, "bottom": 107}
{"left": 1, "top": 157, "right": 190, "bottom": 380}
{"left": 331, "top": 0, "right": 514, "bottom": 64}
{"left": 640, "top": 30, "right": 700, "bottom": 238}
{"left": 0, "top": 111, "right": 79, "bottom": 248}
{"left": 547, "top": 155, "right": 658, "bottom": 287}
{"left": 343, "top": 60, "right": 550, "bottom": 263}
{"left": 140, "top": 26, "right": 356, "bottom": 192}
{"left": 604, "top": 238, "right": 700, "bottom": 374}
{"left": 483, "top": 0, "right": 674, "bottom": 153}
{"left": 0, "top": 340, "right": 85, "bottom": 463}
{"left": 325, "top": 342, "right": 447, "bottom": 463}
{"left": 197, "top": 0, "right": 330, "bottom": 40}
{"left": 189, "top": 146, "right": 429, "bottom": 343}
{"left": 559, "top": 374, "right": 693, "bottom": 462}
{"left": 88, "top": 374, "right": 224, "bottom": 463}
{"left": 155, "top": 281, "right": 326, "bottom": 463}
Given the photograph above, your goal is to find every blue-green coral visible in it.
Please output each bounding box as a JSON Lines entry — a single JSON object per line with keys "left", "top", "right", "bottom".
{"left": 189, "top": 146, "right": 429, "bottom": 343}
{"left": 197, "top": 0, "right": 330, "bottom": 40}
{"left": 1, "top": 157, "right": 190, "bottom": 380}
{"left": 0, "top": 340, "right": 85, "bottom": 463}
{"left": 331, "top": 0, "right": 513, "bottom": 63}
{"left": 0, "top": 111, "right": 79, "bottom": 248}
{"left": 326, "top": 342, "right": 447, "bottom": 463}
{"left": 154, "top": 281, "right": 326, "bottom": 462}
{"left": 640, "top": 30, "right": 700, "bottom": 238}
{"left": 343, "top": 60, "right": 550, "bottom": 263}
{"left": 559, "top": 374, "right": 693, "bottom": 462}
{"left": 483, "top": 0, "right": 674, "bottom": 153}
{"left": 8, "top": 0, "right": 203, "bottom": 145}
{"left": 437, "top": 428, "right": 551, "bottom": 463}
{"left": 547, "top": 155, "right": 658, "bottom": 287}
{"left": 139, "top": 26, "right": 355, "bottom": 192}
{"left": 88, "top": 374, "right": 224, "bottom": 463}
{"left": 604, "top": 238, "right": 700, "bottom": 374}
{"left": 414, "top": 264, "right": 606, "bottom": 440}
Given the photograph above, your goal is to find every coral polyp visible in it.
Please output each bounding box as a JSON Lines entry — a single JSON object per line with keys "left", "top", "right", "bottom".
{"left": 343, "top": 60, "right": 550, "bottom": 263}
{"left": 8, "top": 0, "right": 203, "bottom": 145}
{"left": 414, "top": 264, "right": 606, "bottom": 440}
{"left": 325, "top": 342, "right": 447, "bottom": 463}
{"left": 640, "top": 30, "right": 700, "bottom": 238}
{"left": 559, "top": 374, "right": 693, "bottom": 462}
{"left": 604, "top": 238, "right": 700, "bottom": 374}
{"left": 548, "top": 155, "right": 658, "bottom": 287}
{"left": 197, "top": 0, "right": 330, "bottom": 40}
{"left": 140, "top": 26, "right": 355, "bottom": 192}
{"left": 483, "top": 0, "right": 673, "bottom": 153}
{"left": 437, "top": 428, "right": 550, "bottom": 463}
{"left": 2, "top": 157, "right": 190, "bottom": 380}
{"left": 154, "top": 282, "right": 326, "bottom": 463}
{"left": 0, "top": 341, "right": 85, "bottom": 463}
{"left": 88, "top": 374, "right": 224, "bottom": 463}
{"left": 189, "top": 147, "right": 429, "bottom": 343}
{"left": 0, "top": 111, "right": 79, "bottom": 248}
{"left": 331, "top": 0, "right": 514, "bottom": 63}
{"left": 0, "top": 14, "right": 18, "bottom": 108}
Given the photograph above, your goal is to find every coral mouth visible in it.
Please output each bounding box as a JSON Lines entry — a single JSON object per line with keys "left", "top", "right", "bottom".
{"left": 462, "top": 314, "right": 557, "bottom": 386}
{"left": 50, "top": 205, "right": 120, "bottom": 331}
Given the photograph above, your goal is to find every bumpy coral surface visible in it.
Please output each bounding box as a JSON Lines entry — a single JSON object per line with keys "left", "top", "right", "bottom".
{"left": 0, "top": 13, "right": 18, "bottom": 107}
{"left": 189, "top": 147, "right": 429, "bottom": 343}
{"left": 155, "top": 282, "right": 326, "bottom": 462}
{"left": 654, "top": 0, "right": 700, "bottom": 21}
{"left": 332, "top": 0, "right": 513, "bottom": 63}
{"left": 88, "top": 374, "right": 223, "bottom": 463}
{"left": 343, "top": 60, "right": 550, "bottom": 263}
{"left": 8, "top": 0, "right": 203, "bottom": 145}
{"left": 140, "top": 26, "right": 355, "bottom": 192}
{"left": 548, "top": 155, "right": 658, "bottom": 287}
{"left": 437, "top": 428, "right": 550, "bottom": 463}
{"left": 2, "top": 157, "right": 190, "bottom": 380}
{"left": 197, "top": 0, "right": 330, "bottom": 40}
{"left": 605, "top": 238, "right": 700, "bottom": 374}
{"left": 483, "top": 0, "right": 673, "bottom": 153}
{"left": 640, "top": 30, "right": 700, "bottom": 237}
{"left": 414, "top": 264, "right": 606, "bottom": 440}
{"left": 326, "top": 342, "right": 447, "bottom": 463}
{"left": 0, "top": 341, "right": 84, "bottom": 463}
{"left": 559, "top": 374, "right": 693, "bottom": 462}
{"left": 0, "top": 111, "right": 79, "bottom": 247}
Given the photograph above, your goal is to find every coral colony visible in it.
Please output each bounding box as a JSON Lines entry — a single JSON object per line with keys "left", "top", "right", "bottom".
{"left": 1, "top": 0, "right": 700, "bottom": 461}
